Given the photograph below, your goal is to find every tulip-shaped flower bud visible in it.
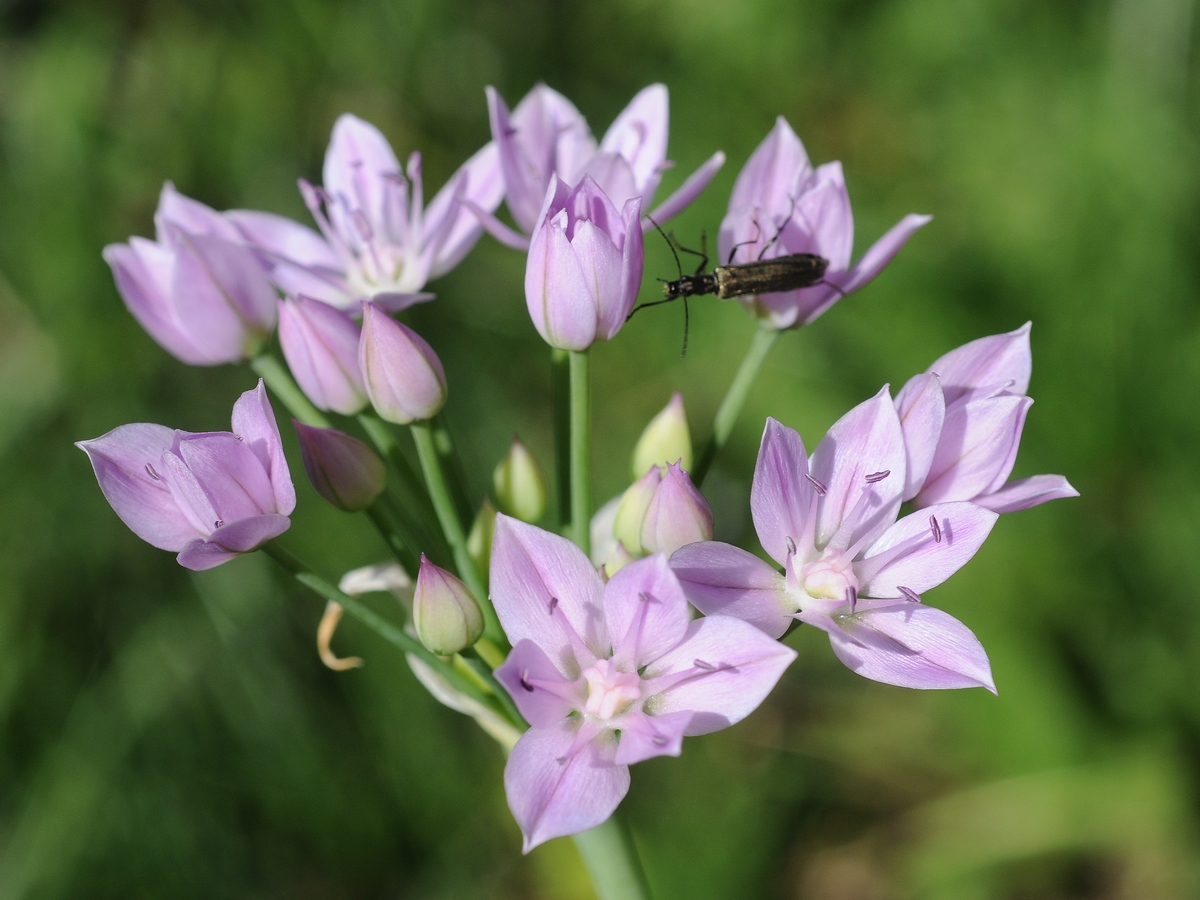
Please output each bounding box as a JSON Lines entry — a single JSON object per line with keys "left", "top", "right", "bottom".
{"left": 359, "top": 301, "right": 447, "bottom": 424}
{"left": 631, "top": 392, "right": 692, "bottom": 477}
{"left": 641, "top": 462, "right": 713, "bottom": 556}
{"left": 278, "top": 297, "right": 368, "bottom": 415}
{"left": 467, "top": 498, "right": 498, "bottom": 574}
{"left": 612, "top": 467, "right": 663, "bottom": 557}
{"left": 294, "top": 422, "right": 385, "bottom": 512}
{"left": 412, "top": 555, "right": 484, "bottom": 655}
{"left": 524, "top": 176, "right": 644, "bottom": 350}
{"left": 493, "top": 436, "right": 547, "bottom": 523}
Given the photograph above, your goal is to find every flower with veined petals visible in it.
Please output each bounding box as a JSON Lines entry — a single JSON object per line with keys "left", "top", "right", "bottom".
{"left": 718, "top": 117, "right": 931, "bottom": 330}
{"left": 230, "top": 114, "right": 504, "bottom": 311}
{"left": 77, "top": 380, "right": 295, "bottom": 571}
{"left": 478, "top": 83, "right": 725, "bottom": 248}
{"left": 895, "top": 322, "right": 1080, "bottom": 513}
{"left": 491, "top": 515, "right": 794, "bottom": 851}
{"left": 671, "top": 390, "right": 999, "bottom": 692}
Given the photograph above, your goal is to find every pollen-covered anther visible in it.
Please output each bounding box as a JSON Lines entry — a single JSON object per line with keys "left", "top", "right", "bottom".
{"left": 930, "top": 515, "right": 942, "bottom": 543}
{"left": 898, "top": 586, "right": 922, "bottom": 603}
{"left": 865, "top": 469, "right": 890, "bottom": 484}
{"left": 805, "top": 473, "right": 828, "bottom": 495}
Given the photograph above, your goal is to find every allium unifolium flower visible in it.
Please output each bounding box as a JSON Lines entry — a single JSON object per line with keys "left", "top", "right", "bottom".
{"left": 640, "top": 462, "right": 713, "bottom": 556}
{"left": 493, "top": 436, "right": 547, "bottom": 523}
{"left": 278, "top": 296, "right": 368, "bottom": 415}
{"left": 718, "top": 117, "right": 931, "bottom": 330}
{"left": 358, "top": 301, "right": 447, "bottom": 424}
{"left": 895, "top": 323, "right": 1079, "bottom": 513}
{"left": 524, "top": 176, "right": 644, "bottom": 350}
{"left": 490, "top": 516, "right": 794, "bottom": 851}
{"left": 77, "top": 380, "right": 295, "bottom": 570}
{"left": 231, "top": 114, "right": 504, "bottom": 310}
{"left": 413, "top": 555, "right": 484, "bottom": 655}
{"left": 672, "top": 391, "right": 999, "bottom": 692}
{"left": 631, "top": 392, "right": 692, "bottom": 478}
{"left": 104, "top": 183, "right": 278, "bottom": 365}
{"left": 485, "top": 83, "right": 724, "bottom": 241}
{"left": 294, "top": 422, "right": 385, "bottom": 513}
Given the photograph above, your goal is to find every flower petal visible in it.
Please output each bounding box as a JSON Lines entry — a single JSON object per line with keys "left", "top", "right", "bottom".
{"left": 975, "top": 474, "right": 1079, "bottom": 513}
{"left": 495, "top": 639, "right": 581, "bottom": 727}
{"left": 894, "top": 373, "right": 946, "bottom": 501}
{"left": 613, "top": 709, "right": 692, "bottom": 765}
{"left": 670, "top": 541, "right": 792, "bottom": 638}
{"left": 504, "top": 722, "right": 629, "bottom": 852}
{"left": 728, "top": 117, "right": 811, "bottom": 215}
{"left": 231, "top": 380, "right": 295, "bottom": 515}
{"left": 917, "top": 395, "right": 1031, "bottom": 507}
{"left": 524, "top": 213, "right": 597, "bottom": 350}
{"left": 751, "top": 418, "right": 814, "bottom": 566}
{"left": 927, "top": 322, "right": 1032, "bottom": 404}
{"left": 836, "top": 213, "right": 932, "bottom": 295}
{"left": 323, "top": 114, "right": 402, "bottom": 231}
{"left": 176, "top": 433, "right": 277, "bottom": 522}
{"left": 226, "top": 209, "right": 341, "bottom": 270}
{"left": 599, "top": 84, "right": 669, "bottom": 202}
{"left": 425, "top": 141, "right": 506, "bottom": 277}
{"left": 644, "top": 151, "right": 725, "bottom": 228}
{"left": 604, "top": 554, "right": 691, "bottom": 670}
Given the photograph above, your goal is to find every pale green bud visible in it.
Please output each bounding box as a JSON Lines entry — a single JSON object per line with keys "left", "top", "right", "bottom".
{"left": 412, "top": 555, "right": 484, "bottom": 655}
{"left": 467, "top": 498, "right": 498, "bottom": 575}
{"left": 493, "top": 436, "right": 547, "bottom": 523}
{"left": 612, "top": 467, "right": 663, "bottom": 557}
{"left": 631, "top": 392, "right": 692, "bottom": 478}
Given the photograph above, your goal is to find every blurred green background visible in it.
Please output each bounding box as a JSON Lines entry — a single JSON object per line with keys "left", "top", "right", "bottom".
{"left": 0, "top": 0, "right": 1195, "bottom": 897}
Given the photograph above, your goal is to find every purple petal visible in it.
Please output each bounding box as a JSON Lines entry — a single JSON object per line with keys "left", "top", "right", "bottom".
{"left": 357, "top": 303, "right": 447, "bottom": 424}
{"left": 323, "top": 114, "right": 402, "bottom": 229}
{"left": 262, "top": 256, "right": 354, "bottom": 308}
{"left": 644, "top": 151, "right": 726, "bottom": 228}
{"left": 599, "top": 84, "right": 669, "bottom": 201}
{"left": 809, "top": 387, "right": 905, "bottom": 551}
{"left": 426, "top": 141, "right": 506, "bottom": 277}
{"left": 614, "top": 709, "right": 692, "bottom": 765}
{"left": 155, "top": 182, "right": 240, "bottom": 242}
{"left": 461, "top": 198, "right": 533, "bottom": 250}
{"left": 504, "top": 721, "right": 629, "bottom": 852}
{"left": 917, "top": 395, "right": 1031, "bottom": 507}
{"left": 524, "top": 214, "right": 596, "bottom": 350}
{"left": 175, "top": 513, "right": 290, "bottom": 570}
{"left": 76, "top": 424, "right": 199, "bottom": 551}
{"left": 789, "top": 161, "right": 853, "bottom": 270}
{"left": 490, "top": 516, "right": 608, "bottom": 669}
{"left": 579, "top": 153, "right": 639, "bottom": 212}
{"left": 975, "top": 474, "right": 1079, "bottom": 513}
{"left": 640, "top": 462, "right": 712, "bottom": 556}
{"left": 366, "top": 291, "right": 436, "bottom": 314}
{"left": 927, "top": 323, "right": 1032, "bottom": 404}
{"left": 226, "top": 209, "right": 341, "bottom": 270}
{"left": 495, "top": 639, "right": 581, "bottom": 727}
{"left": 176, "top": 433, "right": 277, "bottom": 521}
{"left": 670, "top": 541, "right": 791, "bottom": 638}
{"left": 894, "top": 373, "right": 946, "bottom": 501}
{"left": 609, "top": 197, "right": 644, "bottom": 338}
{"left": 857, "top": 501, "right": 998, "bottom": 597}
{"left": 603, "top": 554, "right": 691, "bottom": 671}
{"left": 836, "top": 213, "right": 932, "bottom": 295}
{"left": 569, "top": 218, "right": 623, "bottom": 331}
{"left": 643, "top": 615, "right": 796, "bottom": 735}
{"left": 175, "top": 537, "right": 239, "bottom": 571}
{"left": 728, "top": 117, "right": 811, "bottom": 214}
{"left": 751, "top": 418, "right": 814, "bottom": 566}
{"left": 826, "top": 603, "right": 995, "bottom": 692}
{"left": 174, "top": 231, "right": 277, "bottom": 334}
{"left": 278, "top": 297, "right": 367, "bottom": 415}
{"left": 231, "top": 380, "right": 296, "bottom": 515}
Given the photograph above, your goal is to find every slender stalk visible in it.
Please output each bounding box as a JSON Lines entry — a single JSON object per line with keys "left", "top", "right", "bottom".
{"left": 552, "top": 348, "right": 572, "bottom": 527}
{"left": 363, "top": 503, "right": 420, "bottom": 576}
{"left": 568, "top": 349, "right": 591, "bottom": 556}
{"left": 692, "top": 323, "right": 781, "bottom": 487}
{"left": 411, "top": 422, "right": 503, "bottom": 644}
{"left": 572, "top": 814, "right": 653, "bottom": 900}
{"left": 432, "top": 413, "right": 474, "bottom": 525}
{"left": 251, "top": 354, "right": 329, "bottom": 428}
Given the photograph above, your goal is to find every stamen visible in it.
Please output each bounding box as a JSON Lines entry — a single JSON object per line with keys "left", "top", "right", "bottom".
{"left": 234, "top": 433, "right": 244, "bottom": 442}
{"left": 693, "top": 659, "right": 717, "bottom": 671}
{"left": 845, "top": 585, "right": 858, "bottom": 613}
{"left": 930, "top": 515, "right": 942, "bottom": 544}
{"left": 898, "top": 586, "right": 922, "bottom": 603}
{"left": 352, "top": 209, "right": 374, "bottom": 242}
{"left": 214, "top": 519, "right": 224, "bottom": 529}
{"left": 786, "top": 536, "right": 797, "bottom": 556}
{"left": 651, "top": 735, "right": 667, "bottom": 746}
{"left": 555, "top": 756, "right": 567, "bottom": 765}
{"left": 548, "top": 597, "right": 559, "bottom": 616}
{"left": 144, "top": 463, "right": 159, "bottom": 480}
{"left": 520, "top": 669, "right": 534, "bottom": 692}
{"left": 805, "top": 473, "right": 827, "bottom": 495}
{"left": 865, "top": 470, "right": 891, "bottom": 484}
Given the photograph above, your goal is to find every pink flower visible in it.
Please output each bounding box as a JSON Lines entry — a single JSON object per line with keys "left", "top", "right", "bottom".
{"left": 480, "top": 83, "right": 725, "bottom": 247}
{"left": 358, "top": 301, "right": 447, "bottom": 423}
{"left": 491, "top": 516, "right": 794, "bottom": 850}
{"left": 672, "top": 391, "right": 998, "bottom": 692}
{"left": 524, "top": 176, "right": 644, "bottom": 350}
{"left": 718, "top": 117, "right": 931, "bottom": 329}
{"left": 895, "top": 323, "right": 1079, "bottom": 512}
{"left": 277, "top": 296, "right": 367, "bottom": 415}
{"left": 77, "top": 381, "right": 295, "bottom": 571}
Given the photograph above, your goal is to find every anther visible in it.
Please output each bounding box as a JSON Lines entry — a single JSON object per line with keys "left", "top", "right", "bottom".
{"left": 898, "top": 586, "right": 922, "bottom": 603}
{"left": 651, "top": 735, "right": 668, "bottom": 746}
{"left": 845, "top": 586, "right": 858, "bottom": 613}
{"left": 693, "top": 659, "right": 717, "bottom": 671}
{"left": 555, "top": 756, "right": 567, "bottom": 765}
{"left": 520, "top": 670, "right": 534, "bottom": 692}
{"left": 144, "top": 463, "right": 159, "bottom": 480}
{"left": 786, "top": 536, "right": 797, "bottom": 556}
{"left": 234, "top": 433, "right": 244, "bottom": 442}
{"left": 214, "top": 519, "right": 224, "bottom": 529}
{"left": 547, "top": 597, "right": 559, "bottom": 616}
{"left": 929, "top": 515, "right": 942, "bottom": 543}
{"left": 805, "top": 474, "right": 828, "bottom": 495}
{"left": 865, "top": 470, "right": 890, "bottom": 484}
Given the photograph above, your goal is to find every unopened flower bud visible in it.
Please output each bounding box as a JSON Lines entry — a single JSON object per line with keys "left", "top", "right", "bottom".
{"left": 600, "top": 541, "right": 635, "bottom": 580}
{"left": 412, "top": 555, "right": 484, "bottom": 655}
{"left": 493, "top": 436, "right": 547, "bottom": 523}
{"left": 641, "top": 462, "right": 713, "bottom": 555}
{"left": 278, "top": 296, "right": 367, "bottom": 414}
{"left": 359, "top": 301, "right": 447, "bottom": 424}
{"left": 467, "top": 498, "right": 498, "bottom": 574}
{"left": 294, "top": 422, "right": 386, "bottom": 512}
{"left": 631, "top": 392, "right": 692, "bottom": 477}
{"left": 612, "top": 467, "right": 663, "bottom": 557}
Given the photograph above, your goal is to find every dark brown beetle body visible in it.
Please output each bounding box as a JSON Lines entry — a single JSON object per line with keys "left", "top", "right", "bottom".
{"left": 662, "top": 253, "right": 828, "bottom": 300}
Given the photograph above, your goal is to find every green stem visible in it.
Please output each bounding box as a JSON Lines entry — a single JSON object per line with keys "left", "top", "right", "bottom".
{"left": 251, "top": 354, "right": 329, "bottom": 428}
{"left": 432, "top": 413, "right": 474, "bottom": 525}
{"left": 363, "top": 503, "right": 420, "bottom": 575}
{"left": 569, "top": 349, "right": 591, "bottom": 556}
{"left": 692, "top": 323, "right": 781, "bottom": 487}
{"left": 411, "top": 422, "right": 503, "bottom": 644}
{"left": 552, "top": 348, "right": 572, "bottom": 528}
{"left": 572, "top": 814, "right": 653, "bottom": 900}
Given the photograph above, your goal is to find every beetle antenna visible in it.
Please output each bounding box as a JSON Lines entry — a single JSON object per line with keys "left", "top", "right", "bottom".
{"left": 647, "top": 215, "right": 683, "bottom": 280}
{"left": 817, "top": 278, "right": 846, "bottom": 298}
{"left": 681, "top": 296, "right": 691, "bottom": 357}
{"left": 758, "top": 194, "right": 797, "bottom": 260}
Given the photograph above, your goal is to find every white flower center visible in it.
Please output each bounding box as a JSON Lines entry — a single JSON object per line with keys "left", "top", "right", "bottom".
{"left": 582, "top": 659, "right": 642, "bottom": 720}
{"left": 799, "top": 553, "right": 859, "bottom": 602}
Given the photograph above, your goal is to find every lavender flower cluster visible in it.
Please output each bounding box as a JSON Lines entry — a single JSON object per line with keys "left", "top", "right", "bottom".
{"left": 78, "top": 83, "right": 1077, "bottom": 853}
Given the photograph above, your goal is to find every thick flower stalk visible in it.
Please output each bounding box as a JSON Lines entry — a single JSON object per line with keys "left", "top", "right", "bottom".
{"left": 482, "top": 83, "right": 725, "bottom": 246}
{"left": 672, "top": 390, "right": 999, "bottom": 691}
{"left": 232, "top": 114, "right": 504, "bottom": 310}
{"left": 524, "top": 176, "right": 644, "bottom": 350}
{"left": 77, "top": 380, "right": 295, "bottom": 570}
{"left": 718, "top": 117, "right": 931, "bottom": 329}
{"left": 895, "top": 323, "right": 1079, "bottom": 512}
{"left": 104, "top": 183, "right": 278, "bottom": 365}
{"left": 490, "top": 515, "right": 795, "bottom": 851}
